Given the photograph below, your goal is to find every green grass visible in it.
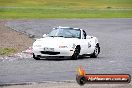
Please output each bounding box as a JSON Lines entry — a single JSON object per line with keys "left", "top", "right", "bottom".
{"left": 0, "top": 48, "right": 16, "bottom": 55}
{"left": 0, "top": 0, "right": 132, "bottom": 18}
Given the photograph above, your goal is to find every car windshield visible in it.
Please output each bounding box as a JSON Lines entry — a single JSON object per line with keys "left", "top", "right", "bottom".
{"left": 48, "top": 28, "right": 81, "bottom": 39}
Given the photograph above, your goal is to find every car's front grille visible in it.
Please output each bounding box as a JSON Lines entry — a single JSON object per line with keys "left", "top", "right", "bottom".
{"left": 40, "top": 51, "right": 60, "bottom": 55}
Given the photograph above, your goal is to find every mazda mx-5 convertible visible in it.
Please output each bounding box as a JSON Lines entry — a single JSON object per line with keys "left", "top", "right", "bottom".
{"left": 32, "top": 26, "right": 100, "bottom": 60}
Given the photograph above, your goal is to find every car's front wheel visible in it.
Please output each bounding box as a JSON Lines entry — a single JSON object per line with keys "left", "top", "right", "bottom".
{"left": 33, "top": 53, "right": 40, "bottom": 60}
{"left": 90, "top": 44, "right": 100, "bottom": 58}
{"left": 72, "top": 46, "right": 80, "bottom": 60}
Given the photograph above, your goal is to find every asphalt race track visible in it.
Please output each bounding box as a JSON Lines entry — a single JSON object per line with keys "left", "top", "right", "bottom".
{"left": 0, "top": 19, "right": 132, "bottom": 85}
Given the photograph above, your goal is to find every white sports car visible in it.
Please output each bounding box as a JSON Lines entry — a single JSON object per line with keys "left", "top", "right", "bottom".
{"left": 32, "top": 26, "right": 100, "bottom": 60}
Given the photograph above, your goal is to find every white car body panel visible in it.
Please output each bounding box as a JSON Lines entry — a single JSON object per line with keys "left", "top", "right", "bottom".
{"left": 32, "top": 27, "right": 100, "bottom": 59}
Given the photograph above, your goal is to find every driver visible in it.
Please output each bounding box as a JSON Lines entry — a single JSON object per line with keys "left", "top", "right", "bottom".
{"left": 83, "top": 30, "right": 87, "bottom": 39}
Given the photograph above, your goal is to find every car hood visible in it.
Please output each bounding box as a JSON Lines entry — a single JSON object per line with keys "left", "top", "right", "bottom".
{"left": 33, "top": 37, "right": 78, "bottom": 48}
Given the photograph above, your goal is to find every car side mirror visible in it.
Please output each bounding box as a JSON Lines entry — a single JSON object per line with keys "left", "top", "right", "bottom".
{"left": 43, "top": 34, "right": 47, "bottom": 38}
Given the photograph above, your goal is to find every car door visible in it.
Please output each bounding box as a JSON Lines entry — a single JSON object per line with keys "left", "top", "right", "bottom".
{"left": 78, "top": 30, "right": 89, "bottom": 55}
{"left": 79, "top": 30, "right": 94, "bottom": 55}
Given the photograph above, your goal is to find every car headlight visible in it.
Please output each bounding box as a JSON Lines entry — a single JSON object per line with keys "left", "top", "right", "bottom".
{"left": 59, "top": 46, "right": 68, "bottom": 48}
{"left": 33, "top": 45, "right": 42, "bottom": 47}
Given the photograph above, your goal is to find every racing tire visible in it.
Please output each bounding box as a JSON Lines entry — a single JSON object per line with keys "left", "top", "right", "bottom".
{"left": 72, "top": 46, "right": 80, "bottom": 60}
{"left": 33, "top": 53, "right": 40, "bottom": 60}
{"left": 90, "top": 44, "right": 100, "bottom": 58}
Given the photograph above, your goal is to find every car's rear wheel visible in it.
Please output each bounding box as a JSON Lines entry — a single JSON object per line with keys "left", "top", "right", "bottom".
{"left": 72, "top": 46, "right": 80, "bottom": 60}
{"left": 33, "top": 53, "right": 40, "bottom": 60}
{"left": 90, "top": 44, "right": 100, "bottom": 58}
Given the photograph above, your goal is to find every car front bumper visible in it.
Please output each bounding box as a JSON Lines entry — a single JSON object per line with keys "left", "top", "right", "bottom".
{"left": 33, "top": 47, "right": 74, "bottom": 58}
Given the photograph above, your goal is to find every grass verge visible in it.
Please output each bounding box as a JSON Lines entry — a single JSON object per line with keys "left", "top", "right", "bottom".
{"left": 0, "top": 7, "right": 132, "bottom": 19}
{"left": 0, "top": 48, "right": 16, "bottom": 56}
{"left": 0, "top": 0, "right": 131, "bottom": 18}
